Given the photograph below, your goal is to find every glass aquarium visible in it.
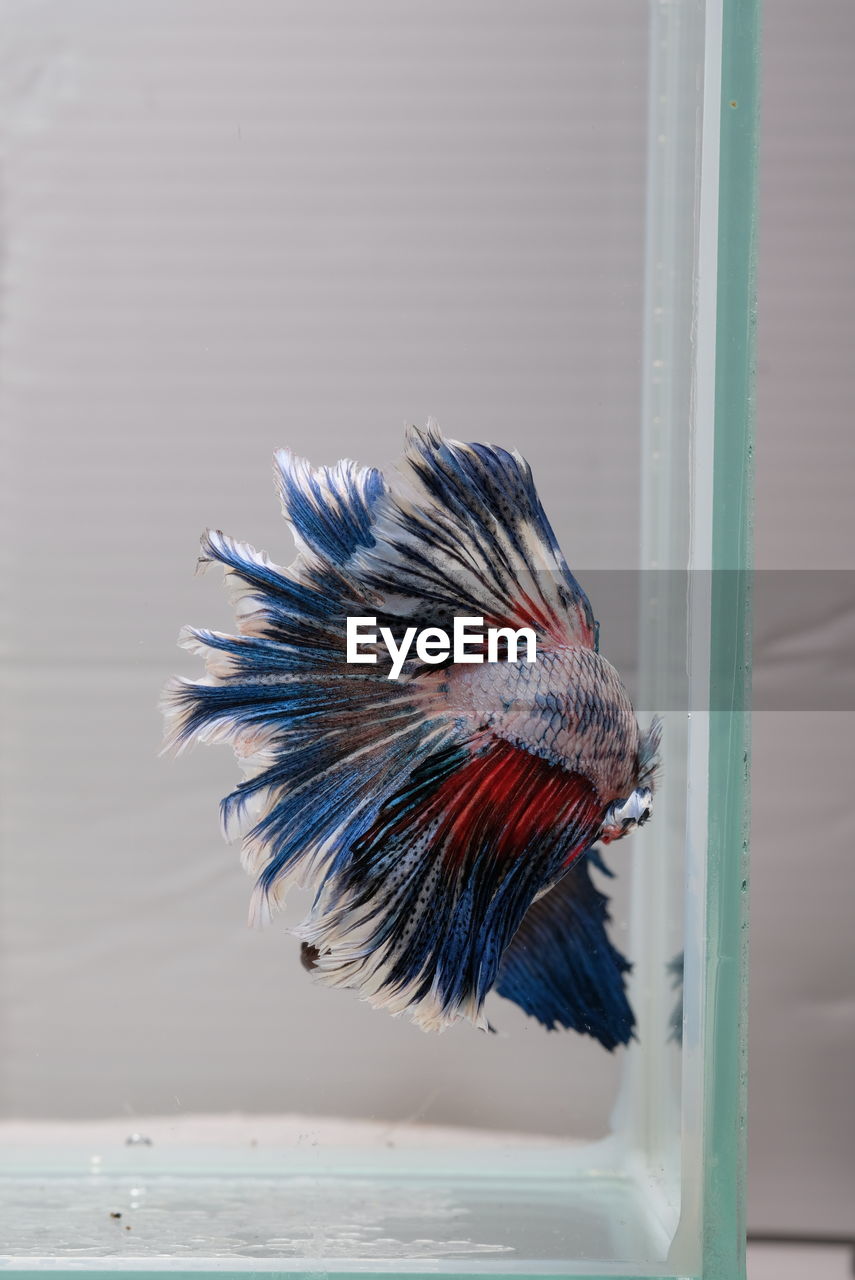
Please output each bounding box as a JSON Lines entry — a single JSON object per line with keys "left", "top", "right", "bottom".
{"left": 0, "top": 0, "right": 756, "bottom": 1276}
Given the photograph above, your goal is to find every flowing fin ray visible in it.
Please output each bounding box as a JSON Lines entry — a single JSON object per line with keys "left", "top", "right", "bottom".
{"left": 344, "top": 424, "right": 599, "bottom": 655}
{"left": 494, "top": 848, "right": 634, "bottom": 1050}
{"left": 301, "top": 738, "right": 604, "bottom": 1030}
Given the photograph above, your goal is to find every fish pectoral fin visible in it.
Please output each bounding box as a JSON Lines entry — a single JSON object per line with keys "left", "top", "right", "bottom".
{"left": 299, "top": 737, "right": 604, "bottom": 1032}
{"left": 494, "top": 848, "right": 634, "bottom": 1051}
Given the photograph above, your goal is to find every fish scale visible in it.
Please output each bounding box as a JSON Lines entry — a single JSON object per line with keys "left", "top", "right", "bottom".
{"left": 443, "top": 647, "right": 639, "bottom": 800}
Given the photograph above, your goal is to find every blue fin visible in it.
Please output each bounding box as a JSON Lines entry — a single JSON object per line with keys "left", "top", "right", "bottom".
{"left": 301, "top": 739, "right": 604, "bottom": 1031}
{"left": 273, "top": 450, "right": 386, "bottom": 564}
{"left": 162, "top": 513, "right": 458, "bottom": 925}
{"left": 348, "top": 423, "right": 599, "bottom": 651}
{"left": 494, "top": 848, "right": 634, "bottom": 1050}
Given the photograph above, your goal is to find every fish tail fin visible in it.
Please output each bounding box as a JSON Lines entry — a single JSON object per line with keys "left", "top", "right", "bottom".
{"left": 272, "top": 448, "right": 387, "bottom": 567}
{"left": 162, "top": 452, "right": 457, "bottom": 925}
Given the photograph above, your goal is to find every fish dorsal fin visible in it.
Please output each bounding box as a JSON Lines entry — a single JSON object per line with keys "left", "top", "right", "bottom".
{"left": 348, "top": 423, "right": 597, "bottom": 651}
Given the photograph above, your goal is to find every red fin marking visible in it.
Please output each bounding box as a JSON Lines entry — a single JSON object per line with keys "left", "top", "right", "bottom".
{"left": 429, "top": 740, "right": 602, "bottom": 870}
{"left": 511, "top": 592, "right": 564, "bottom": 644}
{"left": 482, "top": 598, "right": 571, "bottom": 648}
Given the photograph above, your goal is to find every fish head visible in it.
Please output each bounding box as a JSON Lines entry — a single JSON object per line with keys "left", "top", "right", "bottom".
{"left": 598, "top": 786, "right": 653, "bottom": 844}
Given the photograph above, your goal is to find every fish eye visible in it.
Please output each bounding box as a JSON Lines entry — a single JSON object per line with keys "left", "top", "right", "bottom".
{"left": 638, "top": 807, "right": 651, "bottom": 827}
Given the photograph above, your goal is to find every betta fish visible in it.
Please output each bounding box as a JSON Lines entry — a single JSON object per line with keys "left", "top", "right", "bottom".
{"left": 162, "top": 424, "right": 660, "bottom": 1047}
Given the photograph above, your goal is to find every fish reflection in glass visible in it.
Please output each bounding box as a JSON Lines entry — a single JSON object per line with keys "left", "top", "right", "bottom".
{"left": 163, "top": 425, "right": 660, "bottom": 1049}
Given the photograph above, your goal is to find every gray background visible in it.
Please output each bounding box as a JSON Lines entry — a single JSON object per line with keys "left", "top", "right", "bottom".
{"left": 0, "top": 0, "right": 648, "bottom": 1148}
{"left": 0, "top": 0, "right": 853, "bottom": 1240}
{"left": 749, "top": 0, "right": 854, "bottom": 1235}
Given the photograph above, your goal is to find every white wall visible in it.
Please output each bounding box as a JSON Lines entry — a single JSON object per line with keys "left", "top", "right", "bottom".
{"left": 749, "top": 0, "right": 855, "bottom": 1236}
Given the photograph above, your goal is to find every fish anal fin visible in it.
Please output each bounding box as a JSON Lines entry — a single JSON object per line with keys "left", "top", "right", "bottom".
{"left": 303, "top": 739, "right": 605, "bottom": 1031}
{"left": 495, "top": 848, "right": 634, "bottom": 1050}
